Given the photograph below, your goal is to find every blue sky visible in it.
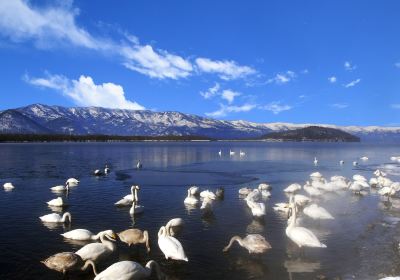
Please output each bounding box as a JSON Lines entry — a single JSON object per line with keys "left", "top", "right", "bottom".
{"left": 0, "top": 0, "right": 399, "bottom": 126}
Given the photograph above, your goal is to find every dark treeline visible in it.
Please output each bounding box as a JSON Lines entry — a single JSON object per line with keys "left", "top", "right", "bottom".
{"left": 0, "top": 134, "right": 214, "bottom": 142}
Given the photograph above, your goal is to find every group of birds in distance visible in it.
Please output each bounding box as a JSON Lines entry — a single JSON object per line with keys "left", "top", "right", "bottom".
{"left": 3, "top": 151, "right": 400, "bottom": 280}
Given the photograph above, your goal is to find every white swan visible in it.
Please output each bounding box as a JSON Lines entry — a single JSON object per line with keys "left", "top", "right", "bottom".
{"left": 218, "top": 150, "right": 222, "bottom": 156}
{"left": 200, "top": 190, "right": 216, "bottom": 200}
{"left": 184, "top": 188, "right": 199, "bottom": 205}
{"left": 157, "top": 226, "right": 188, "bottom": 261}
{"left": 75, "top": 232, "right": 117, "bottom": 263}
{"left": 239, "top": 150, "right": 245, "bottom": 157}
{"left": 353, "top": 161, "right": 358, "bottom": 166}
{"left": 104, "top": 165, "right": 110, "bottom": 174}
{"left": 246, "top": 189, "right": 262, "bottom": 202}
{"left": 94, "top": 260, "right": 164, "bottom": 280}
{"left": 51, "top": 183, "right": 69, "bottom": 192}
{"left": 294, "top": 194, "right": 311, "bottom": 207}
{"left": 94, "top": 169, "right": 103, "bottom": 176}
{"left": 136, "top": 160, "right": 142, "bottom": 169}
{"left": 115, "top": 186, "right": 138, "bottom": 206}
{"left": 61, "top": 229, "right": 114, "bottom": 241}
{"left": 286, "top": 204, "right": 326, "bottom": 248}
{"left": 200, "top": 197, "right": 213, "bottom": 213}
{"left": 47, "top": 197, "right": 66, "bottom": 207}
{"left": 303, "top": 184, "right": 323, "bottom": 197}
{"left": 374, "top": 169, "right": 387, "bottom": 177}
{"left": 360, "top": 156, "right": 369, "bottom": 161}
{"left": 238, "top": 187, "right": 252, "bottom": 195}
{"left": 284, "top": 183, "right": 302, "bottom": 193}
{"left": 3, "top": 182, "right": 15, "bottom": 190}
{"left": 303, "top": 204, "right": 334, "bottom": 220}
{"left": 246, "top": 200, "right": 266, "bottom": 217}
{"left": 40, "top": 212, "right": 71, "bottom": 223}
{"left": 313, "top": 157, "right": 318, "bottom": 165}
{"left": 353, "top": 174, "right": 367, "bottom": 182}
{"left": 258, "top": 183, "right": 271, "bottom": 190}
{"left": 261, "top": 190, "right": 272, "bottom": 198}
{"left": 223, "top": 234, "right": 271, "bottom": 254}
{"left": 189, "top": 186, "right": 200, "bottom": 196}
{"left": 310, "top": 172, "right": 323, "bottom": 180}
{"left": 130, "top": 200, "right": 144, "bottom": 216}
{"left": 339, "top": 160, "right": 344, "bottom": 165}
{"left": 229, "top": 149, "right": 235, "bottom": 156}
{"left": 66, "top": 178, "right": 79, "bottom": 186}
{"left": 165, "top": 218, "right": 184, "bottom": 236}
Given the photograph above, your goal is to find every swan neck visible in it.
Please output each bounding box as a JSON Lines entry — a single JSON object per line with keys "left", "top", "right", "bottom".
{"left": 62, "top": 213, "right": 71, "bottom": 223}
{"left": 223, "top": 236, "right": 242, "bottom": 251}
{"left": 81, "top": 260, "right": 98, "bottom": 275}
{"left": 143, "top": 230, "right": 150, "bottom": 252}
{"left": 146, "top": 260, "right": 162, "bottom": 279}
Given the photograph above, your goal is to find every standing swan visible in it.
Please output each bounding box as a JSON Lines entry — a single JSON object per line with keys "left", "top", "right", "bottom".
{"left": 223, "top": 234, "right": 272, "bottom": 254}
{"left": 41, "top": 252, "right": 97, "bottom": 276}
{"left": 61, "top": 229, "right": 114, "bottom": 241}
{"left": 40, "top": 212, "right": 71, "bottom": 223}
{"left": 75, "top": 232, "right": 118, "bottom": 263}
{"left": 118, "top": 229, "right": 150, "bottom": 252}
{"left": 286, "top": 203, "right": 326, "bottom": 248}
{"left": 158, "top": 226, "right": 188, "bottom": 261}
{"left": 94, "top": 260, "right": 164, "bottom": 280}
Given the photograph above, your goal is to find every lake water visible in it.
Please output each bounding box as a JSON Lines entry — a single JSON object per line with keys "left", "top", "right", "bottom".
{"left": 1, "top": 142, "right": 400, "bottom": 280}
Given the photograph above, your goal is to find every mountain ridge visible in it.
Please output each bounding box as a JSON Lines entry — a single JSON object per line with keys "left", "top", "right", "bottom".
{"left": 0, "top": 104, "right": 399, "bottom": 142}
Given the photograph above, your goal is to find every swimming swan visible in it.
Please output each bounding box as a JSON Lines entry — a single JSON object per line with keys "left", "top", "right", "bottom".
{"left": 3, "top": 182, "right": 15, "bottom": 190}
{"left": 165, "top": 218, "right": 184, "bottom": 236}
{"left": 184, "top": 189, "right": 198, "bottom": 206}
{"left": 157, "top": 226, "right": 188, "bottom": 261}
{"left": 41, "top": 252, "right": 97, "bottom": 276}
{"left": 40, "top": 212, "right": 71, "bottom": 223}
{"left": 303, "top": 204, "right": 334, "bottom": 220}
{"left": 75, "top": 232, "right": 117, "bottom": 263}
{"left": 223, "top": 234, "right": 271, "bottom": 254}
{"left": 118, "top": 229, "right": 150, "bottom": 252}
{"left": 286, "top": 203, "right": 326, "bottom": 248}
{"left": 94, "top": 260, "right": 164, "bottom": 280}
{"left": 61, "top": 229, "right": 114, "bottom": 241}
{"left": 47, "top": 197, "right": 67, "bottom": 207}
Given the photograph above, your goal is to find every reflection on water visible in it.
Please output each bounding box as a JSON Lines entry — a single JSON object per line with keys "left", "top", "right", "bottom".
{"left": 0, "top": 142, "right": 400, "bottom": 279}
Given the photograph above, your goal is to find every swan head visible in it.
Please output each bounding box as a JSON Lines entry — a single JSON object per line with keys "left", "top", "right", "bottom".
{"left": 158, "top": 226, "right": 167, "bottom": 237}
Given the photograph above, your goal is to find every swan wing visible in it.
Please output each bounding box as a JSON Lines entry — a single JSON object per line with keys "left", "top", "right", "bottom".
{"left": 158, "top": 236, "right": 188, "bottom": 261}
{"left": 40, "top": 213, "right": 61, "bottom": 222}
{"left": 95, "top": 261, "right": 143, "bottom": 280}
{"left": 75, "top": 243, "right": 108, "bottom": 261}
{"left": 288, "top": 227, "right": 326, "bottom": 248}
{"left": 61, "top": 229, "right": 93, "bottom": 240}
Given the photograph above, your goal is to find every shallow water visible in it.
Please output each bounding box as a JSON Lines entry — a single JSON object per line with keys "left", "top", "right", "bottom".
{"left": 1, "top": 142, "right": 400, "bottom": 280}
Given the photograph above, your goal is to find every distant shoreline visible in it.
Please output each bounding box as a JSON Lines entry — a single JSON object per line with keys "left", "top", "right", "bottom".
{"left": 0, "top": 133, "right": 364, "bottom": 143}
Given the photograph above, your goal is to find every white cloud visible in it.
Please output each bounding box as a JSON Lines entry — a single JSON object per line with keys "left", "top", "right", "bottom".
{"left": 221, "top": 90, "right": 240, "bottom": 104}
{"left": 121, "top": 45, "right": 193, "bottom": 79}
{"left": 261, "top": 102, "right": 292, "bottom": 114}
{"left": 344, "top": 78, "right": 361, "bottom": 88}
{"left": 328, "top": 76, "right": 337, "bottom": 83}
{"left": 200, "top": 83, "right": 220, "bottom": 99}
{"left": 195, "top": 58, "right": 256, "bottom": 80}
{"left": 267, "top": 71, "right": 296, "bottom": 85}
{"left": 205, "top": 103, "right": 256, "bottom": 117}
{"left": 391, "top": 104, "right": 400, "bottom": 109}
{"left": 0, "top": 1, "right": 193, "bottom": 80}
{"left": 331, "top": 103, "right": 348, "bottom": 109}
{"left": 0, "top": 0, "right": 100, "bottom": 49}
{"left": 25, "top": 73, "right": 145, "bottom": 110}
{"left": 344, "top": 61, "right": 356, "bottom": 71}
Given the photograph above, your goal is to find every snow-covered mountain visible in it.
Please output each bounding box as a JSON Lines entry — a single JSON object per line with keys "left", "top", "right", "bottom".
{"left": 0, "top": 104, "right": 399, "bottom": 142}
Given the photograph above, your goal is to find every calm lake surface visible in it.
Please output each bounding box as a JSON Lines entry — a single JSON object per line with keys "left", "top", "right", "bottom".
{"left": 1, "top": 142, "right": 400, "bottom": 280}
